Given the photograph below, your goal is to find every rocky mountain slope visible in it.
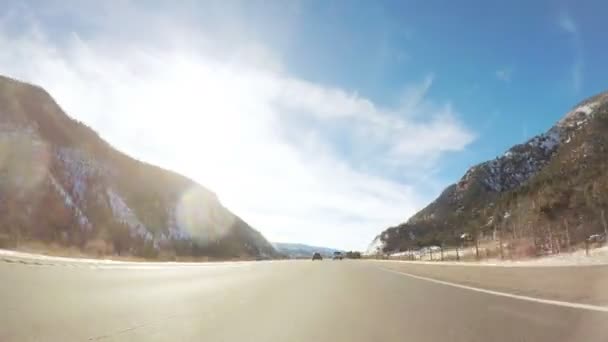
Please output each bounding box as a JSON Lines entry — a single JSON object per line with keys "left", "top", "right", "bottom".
{"left": 0, "top": 75, "right": 277, "bottom": 259}
{"left": 368, "top": 91, "right": 608, "bottom": 256}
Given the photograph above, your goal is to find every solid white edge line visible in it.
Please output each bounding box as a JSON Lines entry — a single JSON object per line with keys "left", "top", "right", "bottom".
{"left": 379, "top": 267, "right": 608, "bottom": 313}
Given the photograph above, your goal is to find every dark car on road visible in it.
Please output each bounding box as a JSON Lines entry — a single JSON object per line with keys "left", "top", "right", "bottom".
{"left": 312, "top": 252, "right": 323, "bottom": 261}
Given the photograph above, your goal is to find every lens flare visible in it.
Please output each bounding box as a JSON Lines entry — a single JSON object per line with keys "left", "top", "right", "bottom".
{"left": 175, "top": 186, "right": 235, "bottom": 246}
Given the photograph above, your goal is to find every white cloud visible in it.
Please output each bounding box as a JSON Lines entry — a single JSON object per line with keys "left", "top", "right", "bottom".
{"left": 558, "top": 11, "right": 577, "bottom": 34}
{"left": 0, "top": 3, "right": 475, "bottom": 250}
{"left": 558, "top": 10, "right": 583, "bottom": 92}
{"left": 495, "top": 68, "right": 512, "bottom": 82}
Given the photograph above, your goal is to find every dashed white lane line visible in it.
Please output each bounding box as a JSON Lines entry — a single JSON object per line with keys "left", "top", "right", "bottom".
{"left": 379, "top": 267, "right": 608, "bottom": 313}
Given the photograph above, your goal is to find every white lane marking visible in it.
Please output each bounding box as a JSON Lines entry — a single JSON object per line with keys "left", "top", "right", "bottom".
{"left": 379, "top": 267, "right": 608, "bottom": 313}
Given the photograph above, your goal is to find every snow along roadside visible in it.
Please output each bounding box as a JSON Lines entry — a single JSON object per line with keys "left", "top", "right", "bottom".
{"left": 372, "top": 245, "right": 608, "bottom": 267}
{"left": 0, "top": 249, "right": 263, "bottom": 269}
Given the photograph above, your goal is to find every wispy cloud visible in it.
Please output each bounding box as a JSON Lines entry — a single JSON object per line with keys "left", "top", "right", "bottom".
{"left": 558, "top": 11, "right": 577, "bottom": 34}
{"left": 558, "top": 10, "right": 583, "bottom": 92}
{"left": 495, "top": 68, "right": 512, "bottom": 82}
{"left": 0, "top": 2, "right": 475, "bottom": 250}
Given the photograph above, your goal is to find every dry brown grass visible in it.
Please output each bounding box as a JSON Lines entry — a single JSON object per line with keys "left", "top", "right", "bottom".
{"left": 15, "top": 241, "right": 88, "bottom": 258}
{"left": 83, "top": 239, "right": 114, "bottom": 258}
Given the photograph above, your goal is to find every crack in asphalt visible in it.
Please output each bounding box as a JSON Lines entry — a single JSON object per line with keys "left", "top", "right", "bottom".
{"left": 86, "top": 312, "right": 207, "bottom": 341}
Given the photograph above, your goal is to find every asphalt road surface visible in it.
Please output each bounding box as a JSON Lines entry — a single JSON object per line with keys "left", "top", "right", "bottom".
{"left": 1, "top": 258, "right": 607, "bottom": 341}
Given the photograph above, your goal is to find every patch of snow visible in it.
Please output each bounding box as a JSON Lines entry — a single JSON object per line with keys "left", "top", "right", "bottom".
{"left": 558, "top": 101, "right": 599, "bottom": 128}
{"left": 480, "top": 245, "right": 608, "bottom": 266}
{"left": 380, "top": 244, "right": 608, "bottom": 267}
{"left": 539, "top": 128, "right": 560, "bottom": 151}
{"left": 421, "top": 246, "right": 441, "bottom": 253}
{"left": 0, "top": 249, "right": 254, "bottom": 268}
{"left": 106, "top": 188, "right": 152, "bottom": 241}
{"left": 49, "top": 175, "right": 92, "bottom": 230}
{"left": 574, "top": 102, "right": 597, "bottom": 116}
{"left": 525, "top": 127, "right": 561, "bottom": 153}
{"left": 55, "top": 148, "right": 112, "bottom": 203}
{"left": 479, "top": 126, "right": 562, "bottom": 192}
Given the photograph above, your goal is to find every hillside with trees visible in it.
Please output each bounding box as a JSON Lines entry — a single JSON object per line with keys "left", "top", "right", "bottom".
{"left": 368, "top": 91, "right": 608, "bottom": 259}
{"left": 0, "top": 75, "right": 278, "bottom": 260}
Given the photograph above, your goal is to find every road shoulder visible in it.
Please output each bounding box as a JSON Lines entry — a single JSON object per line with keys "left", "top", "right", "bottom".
{"left": 370, "top": 260, "right": 608, "bottom": 307}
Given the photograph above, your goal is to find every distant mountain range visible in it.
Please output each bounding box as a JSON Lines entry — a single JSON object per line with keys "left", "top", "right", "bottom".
{"left": 0, "top": 75, "right": 278, "bottom": 260}
{"left": 368, "top": 91, "right": 608, "bottom": 256}
{"left": 273, "top": 242, "right": 342, "bottom": 258}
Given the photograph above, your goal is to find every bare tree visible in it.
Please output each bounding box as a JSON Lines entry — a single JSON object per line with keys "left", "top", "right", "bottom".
{"left": 564, "top": 218, "right": 571, "bottom": 252}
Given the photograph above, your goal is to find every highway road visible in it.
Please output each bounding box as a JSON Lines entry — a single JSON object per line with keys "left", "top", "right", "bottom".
{"left": 1, "top": 257, "right": 607, "bottom": 341}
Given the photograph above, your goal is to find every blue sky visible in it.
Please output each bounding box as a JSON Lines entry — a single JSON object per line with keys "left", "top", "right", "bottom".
{"left": 280, "top": 0, "right": 607, "bottom": 178}
{"left": 0, "top": 0, "right": 606, "bottom": 250}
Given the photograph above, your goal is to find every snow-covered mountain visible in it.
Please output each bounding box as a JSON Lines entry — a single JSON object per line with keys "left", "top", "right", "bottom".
{"left": 273, "top": 242, "right": 342, "bottom": 258}
{"left": 368, "top": 91, "right": 608, "bottom": 255}
{"left": 0, "top": 75, "right": 277, "bottom": 259}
